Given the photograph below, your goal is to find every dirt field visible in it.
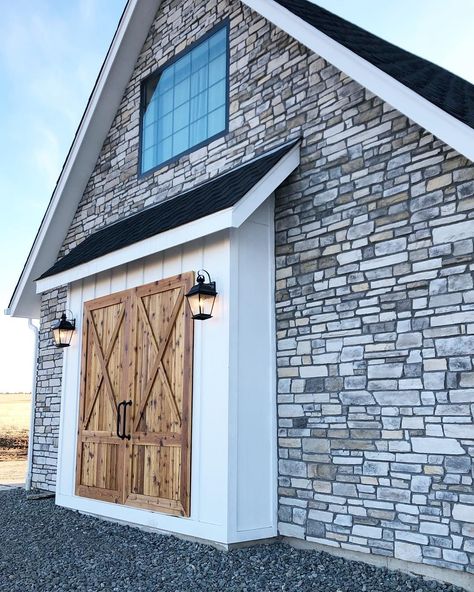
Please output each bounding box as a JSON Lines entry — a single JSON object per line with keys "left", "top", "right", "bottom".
{"left": 0, "top": 393, "right": 31, "bottom": 484}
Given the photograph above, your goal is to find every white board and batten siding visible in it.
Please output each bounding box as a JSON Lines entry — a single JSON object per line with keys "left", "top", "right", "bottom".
{"left": 56, "top": 200, "right": 277, "bottom": 545}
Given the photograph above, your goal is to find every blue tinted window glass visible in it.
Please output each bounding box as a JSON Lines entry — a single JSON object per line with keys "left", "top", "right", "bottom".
{"left": 141, "top": 25, "right": 227, "bottom": 173}
{"left": 208, "top": 106, "right": 226, "bottom": 137}
{"left": 174, "top": 53, "right": 191, "bottom": 83}
{"left": 158, "top": 89, "right": 174, "bottom": 116}
{"left": 143, "top": 124, "right": 156, "bottom": 150}
{"left": 209, "top": 54, "right": 226, "bottom": 86}
{"left": 209, "top": 27, "right": 226, "bottom": 59}
{"left": 159, "top": 68, "right": 174, "bottom": 92}
{"left": 174, "top": 78, "right": 190, "bottom": 107}
{"left": 173, "top": 128, "right": 189, "bottom": 155}
{"left": 157, "top": 137, "right": 173, "bottom": 164}
{"left": 143, "top": 100, "right": 156, "bottom": 128}
{"left": 190, "top": 91, "right": 208, "bottom": 123}
{"left": 190, "top": 117, "right": 208, "bottom": 145}
{"left": 174, "top": 102, "right": 190, "bottom": 132}
{"left": 192, "top": 42, "right": 209, "bottom": 73}
{"left": 143, "top": 148, "right": 155, "bottom": 171}
{"left": 190, "top": 67, "right": 208, "bottom": 97}
{"left": 208, "top": 80, "right": 226, "bottom": 112}
{"left": 158, "top": 113, "right": 173, "bottom": 138}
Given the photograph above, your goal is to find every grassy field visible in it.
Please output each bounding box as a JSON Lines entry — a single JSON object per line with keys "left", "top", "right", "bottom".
{"left": 0, "top": 393, "right": 31, "bottom": 483}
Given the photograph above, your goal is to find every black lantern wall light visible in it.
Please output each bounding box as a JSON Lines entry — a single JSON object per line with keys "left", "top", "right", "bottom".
{"left": 185, "top": 270, "right": 218, "bottom": 320}
{"left": 52, "top": 311, "right": 76, "bottom": 348}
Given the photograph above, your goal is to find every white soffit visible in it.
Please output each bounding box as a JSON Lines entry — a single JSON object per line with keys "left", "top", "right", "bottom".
{"left": 35, "top": 143, "right": 300, "bottom": 293}
{"left": 7, "top": 0, "right": 162, "bottom": 319}
{"left": 243, "top": 0, "right": 474, "bottom": 164}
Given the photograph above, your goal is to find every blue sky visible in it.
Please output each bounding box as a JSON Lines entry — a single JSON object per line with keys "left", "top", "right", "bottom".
{"left": 1, "top": 0, "right": 473, "bottom": 391}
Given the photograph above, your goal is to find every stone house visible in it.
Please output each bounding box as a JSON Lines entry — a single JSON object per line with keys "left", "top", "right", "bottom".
{"left": 7, "top": 0, "right": 474, "bottom": 588}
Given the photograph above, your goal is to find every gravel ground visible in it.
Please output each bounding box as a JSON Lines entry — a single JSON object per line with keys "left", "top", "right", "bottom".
{"left": 0, "top": 489, "right": 466, "bottom": 592}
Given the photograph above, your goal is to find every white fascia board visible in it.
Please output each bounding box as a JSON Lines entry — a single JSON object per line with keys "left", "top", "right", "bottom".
{"left": 243, "top": 0, "right": 474, "bottom": 163}
{"left": 231, "top": 142, "right": 300, "bottom": 227}
{"left": 8, "top": 0, "right": 161, "bottom": 319}
{"left": 35, "top": 143, "right": 300, "bottom": 294}
{"left": 36, "top": 209, "right": 233, "bottom": 293}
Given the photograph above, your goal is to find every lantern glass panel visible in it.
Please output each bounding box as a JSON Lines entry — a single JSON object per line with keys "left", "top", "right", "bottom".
{"left": 188, "top": 292, "right": 215, "bottom": 319}
{"left": 52, "top": 314, "right": 76, "bottom": 348}
{"left": 53, "top": 326, "right": 74, "bottom": 347}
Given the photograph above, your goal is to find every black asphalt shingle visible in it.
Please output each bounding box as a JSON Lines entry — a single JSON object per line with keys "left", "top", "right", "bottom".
{"left": 38, "top": 141, "right": 298, "bottom": 280}
{"left": 274, "top": 0, "right": 474, "bottom": 130}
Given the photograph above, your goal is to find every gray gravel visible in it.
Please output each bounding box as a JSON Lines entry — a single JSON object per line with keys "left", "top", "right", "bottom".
{"left": 0, "top": 489, "right": 465, "bottom": 592}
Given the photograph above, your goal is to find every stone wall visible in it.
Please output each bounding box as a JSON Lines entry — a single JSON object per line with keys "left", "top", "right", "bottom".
{"left": 31, "top": 0, "right": 474, "bottom": 577}
{"left": 275, "top": 85, "right": 474, "bottom": 576}
{"left": 31, "top": 287, "right": 67, "bottom": 491}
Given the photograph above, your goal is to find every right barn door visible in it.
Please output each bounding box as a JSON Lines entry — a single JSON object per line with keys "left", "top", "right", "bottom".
{"left": 125, "top": 273, "right": 194, "bottom": 517}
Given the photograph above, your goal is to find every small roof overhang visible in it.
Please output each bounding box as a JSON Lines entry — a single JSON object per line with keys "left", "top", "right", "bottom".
{"left": 35, "top": 140, "right": 300, "bottom": 294}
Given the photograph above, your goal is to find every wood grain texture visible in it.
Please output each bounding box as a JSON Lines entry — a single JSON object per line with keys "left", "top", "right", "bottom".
{"left": 76, "top": 291, "right": 129, "bottom": 503}
{"left": 76, "top": 273, "right": 194, "bottom": 517}
{"left": 126, "top": 272, "right": 194, "bottom": 516}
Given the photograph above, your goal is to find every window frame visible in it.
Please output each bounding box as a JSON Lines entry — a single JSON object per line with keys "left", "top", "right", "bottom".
{"left": 138, "top": 19, "right": 230, "bottom": 178}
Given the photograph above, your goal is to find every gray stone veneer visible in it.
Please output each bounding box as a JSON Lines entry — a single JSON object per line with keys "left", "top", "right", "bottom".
{"left": 275, "top": 118, "right": 474, "bottom": 575}
{"left": 31, "top": 0, "right": 473, "bottom": 577}
{"left": 31, "top": 287, "right": 67, "bottom": 491}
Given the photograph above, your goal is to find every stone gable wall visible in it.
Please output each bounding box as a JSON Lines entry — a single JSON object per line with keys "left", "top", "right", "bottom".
{"left": 32, "top": 0, "right": 474, "bottom": 577}
{"left": 60, "top": 0, "right": 307, "bottom": 256}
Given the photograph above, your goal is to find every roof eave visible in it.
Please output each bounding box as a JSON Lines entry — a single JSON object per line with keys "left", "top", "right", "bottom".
{"left": 7, "top": 0, "right": 162, "bottom": 319}
{"left": 243, "top": 0, "right": 474, "bottom": 163}
{"left": 35, "top": 142, "right": 301, "bottom": 293}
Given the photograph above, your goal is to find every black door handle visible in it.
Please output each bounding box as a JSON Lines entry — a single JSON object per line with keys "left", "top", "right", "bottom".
{"left": 122, "top": 400, "right": 132, "bottom": 441}
{"left": 116, "top": 401, "right": 125, "bottom": 439}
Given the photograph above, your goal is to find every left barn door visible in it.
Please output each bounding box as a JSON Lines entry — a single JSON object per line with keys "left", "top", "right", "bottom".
{"left": 75, "top": 291, "right": 130, "bottom": 503}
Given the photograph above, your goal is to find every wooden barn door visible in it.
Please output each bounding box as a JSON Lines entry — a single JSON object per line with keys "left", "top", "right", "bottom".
{"left": 76, "top": 273, "right": 194, "bottom": 517}
{"left": 125, "top": 273, "right": 194, "bottom": 516}
{"left": 75, "top": 291, "right": 130, "bottom": 503}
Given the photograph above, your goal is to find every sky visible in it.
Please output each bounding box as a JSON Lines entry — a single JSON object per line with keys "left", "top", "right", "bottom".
{"left": 0, "top": 0, "right": 473, "bottom": 392}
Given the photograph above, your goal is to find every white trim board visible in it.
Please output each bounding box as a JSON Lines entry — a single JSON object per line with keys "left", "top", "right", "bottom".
{"left": 243, "top": 0, "right": 474, "bottom": 164}
{"left": 35, "top": 143, "right": 300, "bottom": 293}
{"left": 7, "top": 0, "right": 162, "bottom": 318}
{"left": 56, "top": 211, "right": 278, "bottom": 545}
{"left": 56, "top": 493, "right": 277, "bottom": 545}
